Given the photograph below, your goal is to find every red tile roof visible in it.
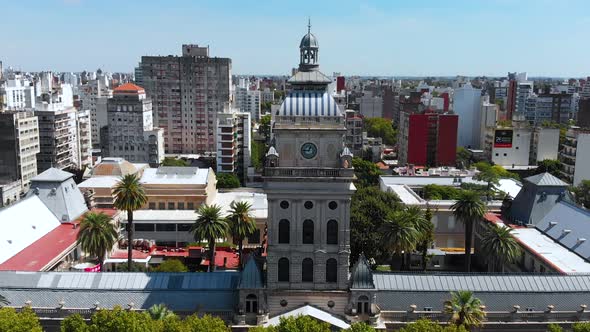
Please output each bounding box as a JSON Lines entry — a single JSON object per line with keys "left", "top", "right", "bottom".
{"left": 109, "top": 249, "right": 151, "bottom": 260}
{"left": 201, "top": 250, "right": 239, "bottom": 269}
{"left": 113, "top": 83, "right": 145, "bottom": 94}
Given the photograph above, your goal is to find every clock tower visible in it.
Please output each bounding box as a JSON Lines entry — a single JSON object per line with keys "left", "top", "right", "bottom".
{"left": 263, "top": 23, "right": 356, "bottom": 314}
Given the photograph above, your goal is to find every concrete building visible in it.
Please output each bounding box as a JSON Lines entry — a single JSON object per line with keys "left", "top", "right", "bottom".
{"left": 0, "top": 77, "right": 36, "bottom": 110}
{"left": 140, "top": 45, "right": 231, "bottom": 154}
{"left": 359, "top": 90, "right": 382, "bottom": 118}
{"left": 216, "top": 111, "right": 251, "bottom": 182}
{"left": 78, "top": 78, "right": 112, "bottom": 147}
{"left": 345, "top": 110, "right": 364, "bottom": 156}
{"left": 526, "top": 93, "right": 574, "bottom": 125}
{"left": 453, "top": 82, "right": 482, "bottom": 148}
{"left": 105, "top": 83, "right": 164, "bottom": 165}
{"left": 234, "top": 85, "right": 261, "bottom": 121}
{"left": 261, "top": 88, "right": 275, "bottom": 104}
{"left": 480, "top": 96, "right": 499, "bottom": 147}
{"left": 0, "top": 180, "right": 21, "bottom": 207}
{"left": 34, "top": 104, "right": 80, "bottom": 173}
{"left": 560, "top": 127, "right": 590, "bottom": 185}
{"left": 530, "top": 127, "right": 559, "bottom": 164}
{"left": 0, "top": 110, "right": 40, "bottom": 192}
{"left": 76, "top": 109, "right": 92, "bottom": 168}
{"left": 483, "top": 116, "right": 532, "bottom": 168}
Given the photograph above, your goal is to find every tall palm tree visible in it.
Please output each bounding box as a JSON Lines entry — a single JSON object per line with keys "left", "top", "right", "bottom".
{"left": 415, "top": 207, "right": 435, "bottom": 271}
{"left": 77, "top": 212, "right": 118, "bottom": 271}
{"left": 380, "top": 210, "right": 419, "bottom": 270}
{"left": 226, "top": 201, "right": 256, "bottom": 270}
{"left": 148, "top": 304, "right": 175, "bottom": 320}
{"left": 113, "top": 174, "right": 148, "bottom": 271}
{"left": 444, "top": 290, "right": 486, "bottom": 329}
{"left": 451, "top": 190, "right": 486, "bottom": 272}
{"left": 191, "top": 204, "right": 228, "bottom": 272}
{"left": 481, "top": 225, "right": 521, "bottom": 272}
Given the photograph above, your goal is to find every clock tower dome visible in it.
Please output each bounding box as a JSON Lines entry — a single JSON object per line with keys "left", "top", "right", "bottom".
{"left": 263, "top": 22, "right": 355, "bottom": 314}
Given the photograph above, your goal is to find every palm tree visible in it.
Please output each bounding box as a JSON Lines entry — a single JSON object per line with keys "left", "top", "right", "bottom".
{"left": 226, "top": 201, "right": 256, "bottom": 270}
{"left": 475, "top": 165, "right": 500, "bottom": 201}
{"left": 415, "top": 207, "right": 435, "bottom": 271}
{"left": 113, "top": 174, "right": 148, "bottom": 271}
{"left": 191, "top": 204, "right": 228, "bottom": 272}
{"left": 451, "top": 190, "right": 486, "bottom": 272}
{"left": 148, "top": 304, "right": 175, "bottom": 320}
{"left": 444, "top": 291, "right": 486, "bottom": 329}
{"left": 481, "top": 225, "right": 521, "bottom": 272}
{"left": 77, "top": 212, "right": 118, "bottom": 271}
{"left": 380, "top": 210, "right": 419, "bottom": 270}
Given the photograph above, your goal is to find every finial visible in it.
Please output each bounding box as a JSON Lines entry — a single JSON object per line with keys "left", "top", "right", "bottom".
{"left": 308, "top": 18, "right": 311, "bottom": 34}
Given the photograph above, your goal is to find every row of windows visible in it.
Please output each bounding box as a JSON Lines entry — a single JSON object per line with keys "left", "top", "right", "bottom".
{"left": 277, "top": 258, "right": 338, "bottom": 283}
{"left": 148, "top": 202, "right": 195, "bottom": 210}
{"left": 280, "top": 200, "right": 338, "bottom": 210}
{"left": 278, "top": 219, "right": 338, "bottom": 245}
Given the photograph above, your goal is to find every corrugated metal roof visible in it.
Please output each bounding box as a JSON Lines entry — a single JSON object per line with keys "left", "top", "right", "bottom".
{"left": 373, "top": 273, "right": 590, "bottom": 292}
{"left": 537, "top": 201, "right": 590, "bottom": 260}
{"left": 525, "top": 173, "right": 569, "bottom": 187}
{"left": 239, "top": 258, "right": 263, "bottom": 289}
{"left": 277, "top": 91, "right": 342, "bottom": 117}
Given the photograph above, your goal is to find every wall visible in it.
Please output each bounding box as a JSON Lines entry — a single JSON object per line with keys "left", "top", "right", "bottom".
{"left": 453, "top": 84, "right": 482, "bottom": 148}
{"left": 436, "top": 115, "right": 458, "bottom": 166}
{"left": 491, "top": 128, "right": 531, "bottom": 167}
{"left": 574, "top": 134, "right": 590, "bottom": 186}
{"left": 407, "top": 114, "right": 428, "bottom": 165}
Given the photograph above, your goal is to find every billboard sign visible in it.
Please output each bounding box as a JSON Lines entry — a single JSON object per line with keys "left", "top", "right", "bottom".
{"left": 494, "top": 129, "right": 513, "bottom": 148}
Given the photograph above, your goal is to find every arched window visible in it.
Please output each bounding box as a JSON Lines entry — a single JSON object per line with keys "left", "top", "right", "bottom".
{"left": 357, "top": 295, "right": 369, "bottom": 315}
{"left": 278, "top": 258, "right": 290, "bottom": 282}
{"left": 327, "top": 220, "right": 338, "bottom": 245}
{"left": 278, "top": 219, "right": 290, "bottom": 244}
{"left": 245, "top": 294, "right": 258, "bottom": 313}
{"left": 326, "top": 258, "right": 337, "bottom": 283}
{"left": 303, "top": 219, "right": 314, "bottom": 244}
{"left": 302, "top": 258, "right": 314, "bottom": 282}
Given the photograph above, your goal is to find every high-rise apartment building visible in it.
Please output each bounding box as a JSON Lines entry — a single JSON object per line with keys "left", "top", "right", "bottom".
{"left": 140, "top": 45, "right": 231, "bottom": 154}
{"left": 76, "top": 109, "right": 92, "bottom": 168}
{"left": 35, "top": 104, "right": 80, "bottom": 173}
{"left": 216, "top": 111, "right": 251, "bottom": 182}
{"left": 233, "top": 85, "right": 261, "bottom": 121}
{"left": 525, "top": 93, "right": 574, "bottom": 125}
{"left": 453, "top": 82, "right": 482, "bottom": 148}
{"left": 345, "top": 110, "right": 364, "bottom": 155}
{"left": 79, "top": 78, "right": 112, "bottom": 147}
{"left": 0, "top": 77, "right": 36, "bottom": 110}
{"left": 560, "top": 127, "right": 590, "bottom": 185}
{"left": 0, "top": 110, "right": 40, "bottom": 191}
{"left": 105, "top": 83, "right": 164, "bottom": 165}
{"left": 398, "top": 110, "right": 458, "bottom": 167}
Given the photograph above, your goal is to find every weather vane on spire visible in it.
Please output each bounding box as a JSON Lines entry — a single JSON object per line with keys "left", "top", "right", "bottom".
{"left": 308, "top": 17, "right": 311, "bottom": 33}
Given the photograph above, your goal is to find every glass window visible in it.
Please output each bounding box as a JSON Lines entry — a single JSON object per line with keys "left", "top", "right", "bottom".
{"left": 357, "top": 296, "right": 369, "bottom": 314}
{"left": 279, "top": 219, "right": 290, "bottom": 244}
{"left": 135, "top": 223, "right": 155, "bottom": 232}
{"left": 158, "top": 202, "right": 165, "bottom": 209}
{"left": 326, "top": 258, "right": 338, "bottom": 283}
{"left": 187, "top": 202, "right": 195, "bottom": 210}
{"left": 327, "top": 220, "right": 338, "bottom": 245}
{"left": 245, "top": 294, "right": 258, "bottom": 313}
{"left": 178, "top": 202, "right": 185, "bottom": 210}
{"left": 303, "top": 220, "right": 314, "bottom": 244}
{"left": 304, "top": 201, "right": 313, "bottom": 209}
{"left": 328, "top": 201, "right": 338, "bottom": 210}
{"left": 248, "top": 229, "right": 261, "bottom": 244}
{"left": 302, "top": 258, "right": 314, "bottom": 282}
{"left": 278, "top": 258, "right": 289, "bottom": 282}
{"left": 156, "top": 224, "right": 176, "bottom": 232}
{"left": 148, "top": 202, "right": 156, "bottom": 209}
{"left": 177, "top": 223, "right": 192, "bottom": 232}
{"left": 280, "top": 200, "right": 289, "bottom": 209}
{"left": 168, "top": 202, "right": 175, "bottom": 210}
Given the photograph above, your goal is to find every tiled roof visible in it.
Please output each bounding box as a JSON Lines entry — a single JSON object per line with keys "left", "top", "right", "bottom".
{"left": 92, "top": 158, "right": 137, "bottom": 176}
{"left": 113, "top": 83, "right": 145, "bottom": 94}
{"left": 277, "top": 91, "right": 341, "bottom": 117}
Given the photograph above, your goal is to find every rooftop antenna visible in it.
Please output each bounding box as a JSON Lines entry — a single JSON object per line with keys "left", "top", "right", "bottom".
{"left": 308, "top": 17, "right": 311, "bottom": 34}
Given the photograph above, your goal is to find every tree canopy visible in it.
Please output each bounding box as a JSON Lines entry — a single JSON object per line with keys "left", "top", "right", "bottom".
{"left": 248, "top": 315, "right": 331, "bottom": 332}
{"left": 216, "top": 173, "right": 241, "bottom": 189}
{"left": 573, "top": 180, "right": 590, "bottom": 209}
{"left": 153, "top": 259, "right": 188, "bottom": 272}
{"left": 396, "top": 318, "right": 468, "bottom": 332}
{"left": 0, "top": 307, "right": 42, "bottom": 332}
{"left": 363, "top": 117, "right": 397, "bottom": 145}
{"left": 161, "top": 157, "right": 190, "bottom": 167}
{"left": 258, "top": 114, "right": 272, "bottom": 141}
{"left": 352, "top": 157, "right": 383, "bottom": 188}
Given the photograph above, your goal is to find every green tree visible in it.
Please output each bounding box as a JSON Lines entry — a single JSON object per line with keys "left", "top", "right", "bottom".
{"left": 77, "top": 212, "right": 118, "bottom": 270}
{"left": 0, "top": 307, "right": 43, "bottom": 332}
{"left": 161, "top": 157, "right": 189, "bottom": 167}
{"left": 191, "top": 204, "right": 228, "bottom": 272}
{"left": 88, "top": 306, "right": 157, "bottom": 332}
{"left": 153, "top": 259, "right": 188, "bottom": 272}
{"left": 251, "top": 139, "right": 266, "bottom": 171}
{"left": 535, "top": 159, "right": 562, "bottom": 178}
{"left": 456, "top": 147, "right": 472, "bottom": 169}
{"left": 443, "top": 291, "right": 486, "bottom": 329}
{"left": 248, "top": 315, "right": 330, "bottom": 332}
{"left": 363, "top": 117, "right": 397, "bottom": 145}
{"left": 113, "top": 174, "right": 148, "bottom": 271}
{"left": 216, "top": 173, "right": 241, "bottom": 189}
{"left": 261, "top": 102, "right": 272, "bottom": 114}
{"left": 573, "top": 180, "right": 590, "bottom": 209}
{"left": 226, "top": 201, "right": 256, "bottom": 270}
{"left": 344, "top": 322, "right": 376, "bottom": 332}
{"left": 474, "top": 162, "right": 500, "bottom": 201}
{"left": 259, "top": 114, "right": 272, "bottom": 141}
{"left": 547, "top": 323, "right": 564, "bottom": 332}
{"left": 572, "top": 322, "right": 590, "bottom": 332}
{"left": 147, "top": 304, "right": 175, "bottom": 320}
{"left": 182, "top": 314, "right": 230, "bottom": 332}
{"left": 423, "top": 185, "right": 462, "bottom": 200}
{"left": 451, "top": 191, "right": 486, "bottom": 272}
{"left": 60, "top": 314, "right": 89, "bottom": 332}
{"left": 351, "top": 187, "right": 403, "bottom": 265}
{"left": 480, "top": 225, "right": 521, "bottom": 272}
{"left": 381, "top": 210, "right": 419, "bottom": 270}
{"left": 352, "top": 157, "right": 383, "bottom": 188}
{"left": 416, "top": 208, "right": 435, "bottom": 271}
{"left": 397, "top": 318, "right": 468, "bottom": 332}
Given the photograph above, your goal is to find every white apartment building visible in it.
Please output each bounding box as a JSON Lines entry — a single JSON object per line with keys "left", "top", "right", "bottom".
{"left": 515, "top": 81, "right": 533, "bottom": 115}
{"left": 78, "top": 78, "right": 112, "bottom": 147}
{"left": 106, "top": 83, "right": 164, "bottom": 165}
{"left": 530, "top": 127, "right": 559, "bottom": 164}
{"left": 261, "top": 88, "right": 275, "bottom": 104}
{"left": 480, "top": 96, "right": 499, "bottom": 148}
{"left": 453, "top": 83, "right": 482, "bottom": 148}
{"left": 1, "top": 77, "right": 36, "bottom": 110}
{"left": 216, "top": 111, "right": 251, "bottom": 182}
{"left": 483, "top": 116, "right": 532, "bottom": 168}
{"left": 560, "top": 127, "right": 590, "bottom": 186}
{"left": 359, "top": 90, "right": 383, "bottom": 118}
{"left": 76, "top": 109, "right": 92, "bottom": 168}
{"left": 234, "top": 86, "right": 261, "bottom": 121}
{"left": 34, "top": 104, "right": 80, "bottom": 173}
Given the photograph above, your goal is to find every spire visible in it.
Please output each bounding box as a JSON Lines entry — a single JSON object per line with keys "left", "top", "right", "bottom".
{"left": 308, "top": 17, "right": 311, "bottom": 34}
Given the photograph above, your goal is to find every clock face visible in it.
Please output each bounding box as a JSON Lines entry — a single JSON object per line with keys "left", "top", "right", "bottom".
{"left": 300, "top": 142, "right": 318, "bottom": 159}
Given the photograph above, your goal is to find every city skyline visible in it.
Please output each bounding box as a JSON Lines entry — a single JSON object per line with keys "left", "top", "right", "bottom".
{"left": 2, "top": 0, "right": 590, "bottom": 77}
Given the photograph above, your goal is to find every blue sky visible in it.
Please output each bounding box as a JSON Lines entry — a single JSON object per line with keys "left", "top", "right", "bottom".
{"left": 2, "top": 0, "right": 589, "bottom": 77}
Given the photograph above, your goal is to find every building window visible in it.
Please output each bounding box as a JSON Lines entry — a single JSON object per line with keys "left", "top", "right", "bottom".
{"left": 302, "top": 258, "right": 314, "bottom": 282}
{"left": 357, "top": 295, "right": 370, "bottom": 315}
{"left": 168, "top": 202, "right": 175, "bottom": 210}
{"left": 278, "top": 258, "right": 289, "bottom": 282}
{"left": 156, "top": 224, "right": 176, "bottom": 232}
{"left": 326, "top": 258, "right": 338, "bottom": 283}
{"left": 187, "top": 202, "right": 195, "bottom": 210}
{"left": 280, "top": 200, "right": 289, "bottom": 209}
{"left": 245, "top": 294, "right": 258, "bottom": 314}
{"left": 177, "top": 223, "right": 192, "bottom": 232}
{"left": 248, "top": 229, "right": 261, "bottom": 244}
{"left": 328, "top": 201, "right": 338, "bottom": 210}
{"left": 178, "top": 202, "right": 185, "bottom": 210}
{"left": 135, "top": 224, "right": 155, "bottom": 232}
{"left": 148, "top": 202, "right": 156, "bottom": 209}
{"left": 304, "top": 201, "right": 314, "bottom": 209}
{"left": 279, "top": 219, "right": 290, "bottom": 244}
{"left": 158, "top": 202, "right": 165, "bottom": 209}
{"left": 303, "top": 220, "right": 314, "bottom": 244}
{"left": 327, "top": 220, "right": 338, "bottom": 245}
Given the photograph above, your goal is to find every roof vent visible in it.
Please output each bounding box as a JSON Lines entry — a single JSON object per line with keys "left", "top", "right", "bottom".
{"left": 549, "top": 221, "right": 558, "bottom": 227}
{"left": 62, "top": 215, "right": 69, "bottom": 222}
{"left": 578, "top": 238, "right": 587, "bottom": 244}
{"left": 563, "top": 229, "right": 572, "bottom": 235}
{"left": 34, "top": 188, "right": 39, "bottom": 195}
{"left": 32, "top": 225, "right": 36, "bottom": 230}
{"left": 50, "top": 188, "right": 56, "bottom": 195}
{"left": 7, "top": 240, "right": 12, "bottom": 244}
